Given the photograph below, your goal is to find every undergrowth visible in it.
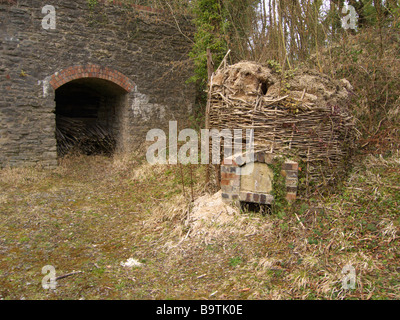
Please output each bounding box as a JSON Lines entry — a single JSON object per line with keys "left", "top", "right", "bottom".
{"left": 0, "top": 150, "right": 399, "bottom": 300}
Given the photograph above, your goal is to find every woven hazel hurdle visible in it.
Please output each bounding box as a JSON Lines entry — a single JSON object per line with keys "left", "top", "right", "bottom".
{"left": 208, "top": 61, "right": 358, "bottom": 195}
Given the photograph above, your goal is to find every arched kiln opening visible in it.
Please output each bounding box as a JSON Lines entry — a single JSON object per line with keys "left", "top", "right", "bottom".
{"left": 55, "top": 78, "right": 128, "bottom": 157}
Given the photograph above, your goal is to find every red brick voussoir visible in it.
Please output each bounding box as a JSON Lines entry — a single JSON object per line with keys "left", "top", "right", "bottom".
{"left": 49, "top": 65, "right": 135, "bottom": 92}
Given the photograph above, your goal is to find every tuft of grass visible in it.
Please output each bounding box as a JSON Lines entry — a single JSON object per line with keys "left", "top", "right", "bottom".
{"left": 229, "top": 257, "right": 243, "bottom": 268}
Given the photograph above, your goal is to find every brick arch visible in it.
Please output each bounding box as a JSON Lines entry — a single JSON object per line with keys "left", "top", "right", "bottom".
{"left": 49, "top": 65, "right": 135, "bottom": 93}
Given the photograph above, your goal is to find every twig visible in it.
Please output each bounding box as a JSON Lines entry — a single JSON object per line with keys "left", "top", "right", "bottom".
{"left": 205, "top": 48, "right": 214, "bottom": 186}
{"left": 165, "top": 2, "right": 194, "bottom": 44}
{"left": 56, "top": 271, "right": 83, "bottom": 281}
{"left": 189, "top": 164, "right": 194, "bottom": 200}
{"left": 384, "top": 185, "right": 400, "bottom": 190}
{"left": 294, "top": 213, "right": 306, "bottom": 229}
{"left": 216, "top": 49, "right": 231, "bottom": 72}
{"left": 209, "top": 290, "right": 218, "bottom": 297}
{"left": 178, "top": 163, "right": 186, "bottom": 196}
{"left": 301, "top": 88, "right": 306, "bottom": 100}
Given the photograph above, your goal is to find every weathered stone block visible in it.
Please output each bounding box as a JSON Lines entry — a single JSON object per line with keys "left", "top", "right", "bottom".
{"left": 282, "top": 161, "right": 299, "bottom": 171}
{"left": 285, "top": 178, "right": 298, "bottom": 188}
{"left": 240, "top": 162, "right": 274, "bottom": 194}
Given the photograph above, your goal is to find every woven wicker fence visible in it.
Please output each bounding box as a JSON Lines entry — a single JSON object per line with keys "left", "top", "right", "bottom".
{"left": 209, "top": 61, "right": 358, "bottom": 194}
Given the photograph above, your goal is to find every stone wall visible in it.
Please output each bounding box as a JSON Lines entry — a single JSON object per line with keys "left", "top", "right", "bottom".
{"left": 0, "top": 0, "right": 195, "bottom": 167}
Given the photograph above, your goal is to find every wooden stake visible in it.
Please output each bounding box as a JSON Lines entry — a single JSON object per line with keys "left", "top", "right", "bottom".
{"left": 205, "top": 48, "right": 214, "bottom": 186}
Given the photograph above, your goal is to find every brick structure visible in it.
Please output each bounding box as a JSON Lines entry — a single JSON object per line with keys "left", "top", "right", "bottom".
{"left": 220, "top": 151, "right": 299, "bottom": 207}
{"left": 49, "top": 65, "right": 135, "bottom": 93}
{"left": 0, "top": 0, "right": 195, "bottom": 167}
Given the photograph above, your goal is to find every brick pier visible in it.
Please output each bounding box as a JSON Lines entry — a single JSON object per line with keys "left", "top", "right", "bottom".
{"left": 220, "top": 152, "right": 299, "bottom": 206}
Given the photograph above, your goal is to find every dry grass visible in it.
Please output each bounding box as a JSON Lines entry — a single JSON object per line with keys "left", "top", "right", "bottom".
{"left": 312, "top": 27, "right": 400, "bottom": 155}
{"left": 0, "top": 151, "right": 399, "bottom": 300}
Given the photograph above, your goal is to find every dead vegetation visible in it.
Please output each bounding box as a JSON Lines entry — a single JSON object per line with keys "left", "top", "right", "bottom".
{"left": 56, "top": 116, "right": 116, "bottom": 156}
{"left": 0, "top": 150, "right": 399, "bottom": 300}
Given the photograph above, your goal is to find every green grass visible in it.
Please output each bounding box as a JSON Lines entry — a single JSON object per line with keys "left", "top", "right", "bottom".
{"left": 0, "top": 152, "right": 399, "bottom": 300}
{"left": 229, "top": 257, "right": 243, "bottom": 267}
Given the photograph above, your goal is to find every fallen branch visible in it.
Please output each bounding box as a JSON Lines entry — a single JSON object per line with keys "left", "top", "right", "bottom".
{"left": 384, "top": 185, "right": 400, "bottom": 190}
{"left": 56, "top": 271, "right": 83, "bottom": 281}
